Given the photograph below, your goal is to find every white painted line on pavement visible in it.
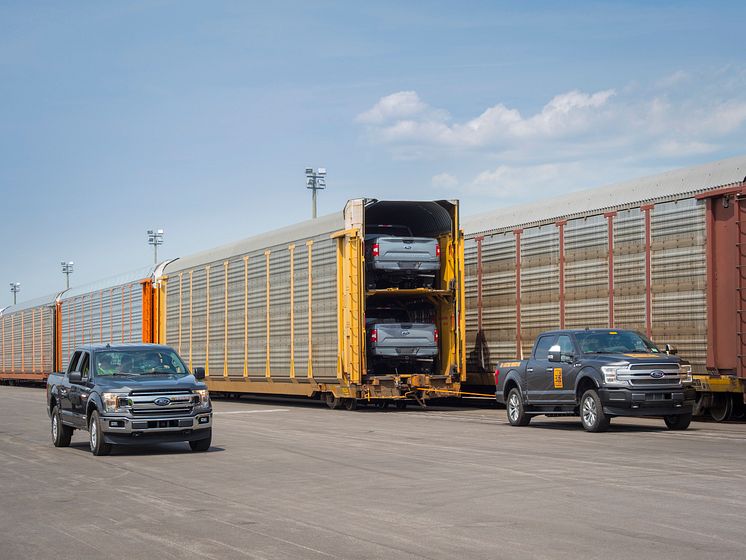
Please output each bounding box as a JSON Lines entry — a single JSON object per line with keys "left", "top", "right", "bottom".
{"left": 214, "top": 409, "right": 289, "bottom": 415}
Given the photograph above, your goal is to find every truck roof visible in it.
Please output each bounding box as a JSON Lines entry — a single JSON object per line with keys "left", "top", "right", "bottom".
{"left": 72, "top": 343, "right": 176, "bottom": 352}
{"left": 537, "top": 328, "right": 642, "bottom": 337}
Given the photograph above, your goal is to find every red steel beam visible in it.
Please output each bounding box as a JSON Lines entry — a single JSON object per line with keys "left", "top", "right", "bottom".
{"left": 604, "top": 212, "right": 617, "bottom": 327}
{"left": 556, "top": 220, "right": 567, "bottom": 329}
{"left": 514, "top": 229, "right": 523, "bottom": 358}
{"left": 641, "top": 204, "right": 654, "bottom": 338}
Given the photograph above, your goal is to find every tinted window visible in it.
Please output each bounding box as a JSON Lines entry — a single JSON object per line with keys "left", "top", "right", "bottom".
{"left": 95, "top": 349, "right": 189, "bottom": 376}
{"left": 67, "top": 351, "right": 81, "bottom": 373}
{"left": 533, "top": 335, "right": 555, "bottom": 360}
{"left": 557, "top": 335, "right": 575, "bottom": 355}
{"left": 79, "top": 353, "right": 90, "bottom": 378}
{"left": 576, "top": 330, "right": 660, "bottom": 354}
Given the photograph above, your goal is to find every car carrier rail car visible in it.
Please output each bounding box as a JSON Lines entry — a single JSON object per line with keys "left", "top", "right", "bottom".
{"left": 0, "top": 199, "right": 466, "bottom": 409}
{"left": 462, "top": 154, "right": 746, "bottom": 421}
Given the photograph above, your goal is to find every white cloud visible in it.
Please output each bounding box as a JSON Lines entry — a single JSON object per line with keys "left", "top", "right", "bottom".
{"left": 431, "top": 172, "right": 459, "bottom": 189}
{"left": 355, "top": 91, "right": 430, "bottom": 124}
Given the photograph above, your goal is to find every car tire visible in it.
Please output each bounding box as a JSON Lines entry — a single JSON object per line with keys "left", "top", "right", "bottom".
{"left": 580, "top": 389, "right": 610, "bottom": 432}
{"left": 88, "top": 410, "right": 112, "bottom": 456}
{"left": 51, "top": 405, "right": 73, "bottom": 447}
{"left": 664, "top": 412, "right": 692, "bottom": 430}
{"left": 506, "top": 388, "right": 531, "bottom": 426}
{"left": 189, "top": 433, "right": 212, "bottom": 452}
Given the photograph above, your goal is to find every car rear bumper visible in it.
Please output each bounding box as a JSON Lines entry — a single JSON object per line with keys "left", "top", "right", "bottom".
{"left": 371, "top": 348, "right": 438, "bottom": 358}
{"left": 599, "top": 387, "right": 696, "bottom": 416}
{"left": 369, "top": 261, "right": 440, "bottom": 272}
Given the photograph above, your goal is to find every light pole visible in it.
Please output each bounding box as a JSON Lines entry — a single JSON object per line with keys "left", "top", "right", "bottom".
{"left": 9, "top": 282, "right": 20, "bottom": 305}
{"left": 305, "top": 167, "right": 326, "bottom": 219}
{"left": 61, "top": 261, "right": 74, "bottom": 289}
{"left": 147, "top": 229, "right": 164, "bottom": 265}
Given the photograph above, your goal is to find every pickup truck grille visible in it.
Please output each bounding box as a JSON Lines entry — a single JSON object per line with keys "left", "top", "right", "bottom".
{"left": 127, "top": 390, "right": 195, "bottom": 415}
{"left": 621, "top": 364, "right": 681, "bottom": 386}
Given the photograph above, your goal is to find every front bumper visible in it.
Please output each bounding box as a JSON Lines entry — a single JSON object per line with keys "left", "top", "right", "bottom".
{"left": 99, "top": 411, "right": 212, "bottom": 444}
{"left": 599, "top": 386, "right": 696, "bottom": 417}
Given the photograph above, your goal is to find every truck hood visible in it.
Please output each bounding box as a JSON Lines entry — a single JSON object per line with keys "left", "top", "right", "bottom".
{"left": 582, "top": 353, "right": 683, "bottom": 366}
{"left": 95, "top": 374, "right": 206, "bottom": 392}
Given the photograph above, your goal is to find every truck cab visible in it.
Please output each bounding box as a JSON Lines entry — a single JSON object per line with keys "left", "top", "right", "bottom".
{"left": 495, "top": 329, "right": 696, "bottom": 432}
{"left": 47, "top": 343, "right": 212, "bottom": 455}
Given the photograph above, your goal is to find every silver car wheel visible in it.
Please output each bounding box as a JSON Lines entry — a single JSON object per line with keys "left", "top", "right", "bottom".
{"left": 508, "top": 393, "right": 520, "bottom": 422}
{"left": 582, "top": 396, "right": 597, "bottom": 427}
{"left": 52, "top": 414, "right": 58, "bottom": 441}
{"left": 90, "top": 417, "right": 97, "bottom": 450}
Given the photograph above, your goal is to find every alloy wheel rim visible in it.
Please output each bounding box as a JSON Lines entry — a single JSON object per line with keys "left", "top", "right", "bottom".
{"left": 90, "top": 418, "right": 97, "bottom": 449}
{"left": 508, "top": 394, "right": 519, "bottom": 421}
{"left": 583, "top": 397, "right": 597, "bottom": 426}
{"left": 52, "top": 415, "right": 58, "bottom": 440}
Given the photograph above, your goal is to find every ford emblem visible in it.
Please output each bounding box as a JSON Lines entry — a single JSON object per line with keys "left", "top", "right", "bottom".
{"left": 154, "top": 397, "right": 171, "bottom": 406}
{"left": 649, "top": 370, "right": 665, "bottom": 379}
{"left": 401, "top": 330, "right": 410, "bottom": 336}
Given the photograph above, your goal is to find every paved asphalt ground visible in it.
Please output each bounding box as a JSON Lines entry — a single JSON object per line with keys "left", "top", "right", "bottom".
{"left": 1, "top": 386, "right": 745, "bottom": 560}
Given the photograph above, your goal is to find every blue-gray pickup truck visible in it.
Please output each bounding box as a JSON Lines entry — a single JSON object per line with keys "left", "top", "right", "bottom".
{"left": 365, "top": 225, "right": 441, "bottom": 289}
{"left": 495, "top": 329, "right": 696, "bottom": 432}
{"left": 47, "top": 343, "right": 212, "bottom": 455}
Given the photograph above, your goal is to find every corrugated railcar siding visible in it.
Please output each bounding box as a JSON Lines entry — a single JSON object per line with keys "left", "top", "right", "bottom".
{"left": 207, "top": 264, "right": 225, "bottom": 376}
{"left": 293, "top": 247, "right": 310, "bottom": 377}
{"left": 482, "top": 232, "right": 517, "bottom": 361}
{"left": 464, "top": 237, "right": 479, "bottom": 364}
{"left": 246, "top": 255, "right": 266, "bottom": 379}
{"left": 226, "top": 259, "right": 246, "bottom": 378}
{"left": 613, "top": 209, "right": 646, "bottom": 329}
{"left": 565, "top": 215, "right": 609, "bottom": 329}
{"left": 311, "top": 237, "right": 338, "bottom": 380}
{"left": 190, "top": 268, "right": 208, "bottom": 373}
{"left": 0, "top": 306, "right": 52, "bottom": 375}
{"left": 269, "top": 249, "right": 293, "bottom": 378}
{"left": 651, "top": 199, "right": 707, "bottom": 370}
{"left": 520, "top": 225, "right": 560, "bottom": 358}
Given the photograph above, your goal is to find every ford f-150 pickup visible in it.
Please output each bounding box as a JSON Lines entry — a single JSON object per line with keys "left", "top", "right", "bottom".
{"left": 365, "top": 225, "right": 441, "bottom": 289}
{"left": 47, "top": 343, "right": 212, "bottom": 455}
{"left": 495, "top": 329, "right": 696, "bottom": 432}
{"left": 366, "top": 304, "right": 438, "bottom": 375}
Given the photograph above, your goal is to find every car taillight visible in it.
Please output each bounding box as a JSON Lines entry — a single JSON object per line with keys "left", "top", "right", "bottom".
{"left": 436, "top": 244, "right": 441, "bottom": 257}
{"left": 494, "top": 368, "right": 500, "bottom": 385}
{"left": 434, "top": 329, "right": 439, "bottom": 343}
{"left": 372, "top": 243, "right": 380, "bottom": 257}
{"left": 370, "top": 329, "right": 377, "bottom": 343}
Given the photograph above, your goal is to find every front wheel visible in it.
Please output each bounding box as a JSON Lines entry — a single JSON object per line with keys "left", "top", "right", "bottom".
{"left": 51, "top": 405, "right": 73, "bottom": 447}
{"left": 664, "top": 413, "right": 692, "bottom": 430}
{"left": 89, "top": 410, "right": 112, "bottom": 456}
{"left": 506, "top": 388, "right": 531, "bottom": 426}
{"left": 189, "top": 433, "right": 212, "bottom": 452}
{"left": 580, "top": 389, "right": 610, "bottom": 432}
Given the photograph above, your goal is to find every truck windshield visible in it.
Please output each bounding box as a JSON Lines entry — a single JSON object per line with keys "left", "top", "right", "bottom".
{"left": 575, "top": 331, "right": 660, "bottom": 354}
{"left": 95, "top": 349, "right": 189, "bottom": 376}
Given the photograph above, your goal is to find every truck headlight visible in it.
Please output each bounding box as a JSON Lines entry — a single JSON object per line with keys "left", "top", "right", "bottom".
{"left": 679, "top": 364, "right": 693, "bottom": 383}
{"left": 195, "top": 389, "right": 210, "bottom": 408}
{"left": 601, "top": 366, "right": 621, "bottom": 383}
{"left": 102, "top": 392, "right": 128, "bottom": 413}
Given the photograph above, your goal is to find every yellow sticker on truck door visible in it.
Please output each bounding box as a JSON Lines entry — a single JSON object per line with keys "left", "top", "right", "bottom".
{"left": 553, "top": 368, "right": 563, "bottom": 389}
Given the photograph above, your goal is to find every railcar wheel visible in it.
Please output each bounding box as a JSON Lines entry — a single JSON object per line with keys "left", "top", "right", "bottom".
{"left": 325, "top": 393, "right": 342, "bottom": 410}
{"left": 395, "top": 400, "right": 408, "bottom": 410}
{"left": 709, "top": 394, "right": 732, "bottom": 422}
{"left": 344, "top": 398, "right": 358, "bottom": 411}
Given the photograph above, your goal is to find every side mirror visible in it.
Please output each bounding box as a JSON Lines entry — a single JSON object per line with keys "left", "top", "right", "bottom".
{"left": 68, "top": 371, "right": 82, "bottom": 383}
{"left": 548, "top": 345, "right": 562, "bottom": 363}
{"left": 193, "top": 367, "right": 205, "bottom": 380}
{"left": 665, "top": 344, "right": 678, "bottom": 355}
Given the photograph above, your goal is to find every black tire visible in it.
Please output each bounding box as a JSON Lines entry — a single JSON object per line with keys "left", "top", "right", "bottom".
{"left": 506, "top": 388, "right": 531, "bottom": 426}
{"left": 580, "top": 389, "right": 610, "bottom": 432}
{"left": 189, "top": 433, "right": 212, "bottom": 452}
{"left": 88, "top": 410, "right": 112, "bottom": 456}
{"left": 325, "top": 393, "right": 342, "bottom": 410}
{"left": 343, "top": 398, "right": 358, "bottom": 411}
{"left": 664, "top": 413, "right": 692, "bottom": 430}
{"left": 51, "top": 405, "right": 73, "bottom": 447}
{"left": 709, "top": 394, "right": 733, "bottom": 422}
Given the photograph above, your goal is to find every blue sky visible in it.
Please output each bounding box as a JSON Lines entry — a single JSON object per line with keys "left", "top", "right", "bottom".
{"left": 1, "top": 0, "right": 745, "bottom": 305}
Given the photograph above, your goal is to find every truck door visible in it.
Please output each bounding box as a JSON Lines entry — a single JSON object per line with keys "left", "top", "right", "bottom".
{"left": 554, "top": 335, "right": 580, "bottom": 404}
{"left": 58, "top": 351, "right": 81, "bottom": 425}
{"left": 526, "top": 334, "right": 556, "bottom": 404}
{"left": 68, "top": 352, "right": 92, "bottom": 428}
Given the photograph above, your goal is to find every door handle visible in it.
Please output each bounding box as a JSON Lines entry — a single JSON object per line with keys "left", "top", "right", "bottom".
{"left": 527, "top": 368, "right": 534, "bottom": 373}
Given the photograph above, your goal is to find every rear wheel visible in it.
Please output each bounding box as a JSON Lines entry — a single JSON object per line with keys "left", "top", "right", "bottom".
{"left": 51, "top": 405, "right": 73, "bottom": 447}
{"left": 664, "top": 413, "right": 692, "bottom": 430}
{"left": 580, "top": 389, "right": 610, "bottom": 432}
{"left": 88, "top": 410, "right": 112, "bottom": 456}
{"left": 325, "top": 393, "right": 342, "bottom": 410}
{"left": 506, "top": 388, "right": 531, "bottom": 426}
{"left": 189, "top": 433, "right": 212, "bottom": 452}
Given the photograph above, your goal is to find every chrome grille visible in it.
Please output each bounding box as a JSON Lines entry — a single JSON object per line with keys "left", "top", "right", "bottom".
{"left": 127, "top": 391, "right": 195, "bottom": 415}
{"left": 619, "top": 364, "right": 681, "bottom": 386}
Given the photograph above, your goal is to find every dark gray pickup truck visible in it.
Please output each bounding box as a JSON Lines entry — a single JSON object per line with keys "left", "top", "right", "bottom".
{"left": 366, "top": 304, "right": 438, "bottom": 375}
{"left": 47, "top": 343, "right": 212, "bottom": 455}
{"left": 365, "top": 225, "right": 441, "bottom": 289}
{"left": 495, "top": 329, "right": 696, "bottom": 432}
